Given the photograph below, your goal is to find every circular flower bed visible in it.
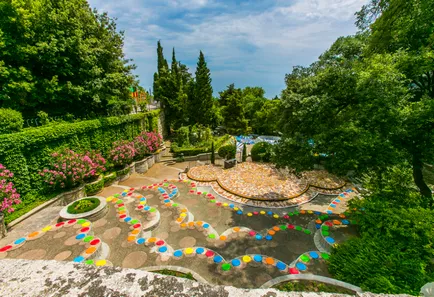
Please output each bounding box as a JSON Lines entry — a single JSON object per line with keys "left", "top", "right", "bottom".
{"left": 67, "top": 198, "right": 101, "bottom": 214}
{"left": 59, "top": 197, "right": 107, "bottom": 221}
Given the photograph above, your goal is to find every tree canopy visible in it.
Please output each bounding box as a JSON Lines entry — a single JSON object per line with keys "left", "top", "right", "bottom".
{"left": 0, "top": 0, "right": 136, "bottom": 117}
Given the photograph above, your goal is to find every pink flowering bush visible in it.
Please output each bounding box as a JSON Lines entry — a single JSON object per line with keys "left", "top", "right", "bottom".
{"left": 40, "top": 149, "right": 107, "bottom": 190}
{"left": 133, "top": 131, "right": 163, "bottom": 160}
{"left": 0, "top": 164, "right": 21, "bottom": 213}
{"left": 109, "top": 140, "right": 136, "bottom": 169}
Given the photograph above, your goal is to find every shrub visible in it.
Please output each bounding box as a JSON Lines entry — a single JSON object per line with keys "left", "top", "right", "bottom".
{"left": 109, "top": 140, "right": 136, "bottom": 169}
{"left": 176, "top": 126, "right": 190, "bottom": 147}
{"left": 67, "top": 198, "right": 100, "bottom": 214}
{"left": 85, "top": 176, "right": 104, "bottom": 195}
{"left": 37, "top": 111, "right": 50, "bottom": 125}
{"left": 103, "top": 172, "right": 117, "bottom": 186}
{"left": 218, "top": 144, "right": 236, "bottom": 159}
{"left": 0, "top": 164, "right": 21, "bottom": 213}
{"left": 39, "top": 149, "right": 107, "bottom": 190}
{"left": 0, "top": 108, "right": 24, "bottom": 134}
{"left": 145, "top": 131, "right": 163, "bottom": 153}
{"left": 251, "top": 142, "right": 273, "bottom": 162}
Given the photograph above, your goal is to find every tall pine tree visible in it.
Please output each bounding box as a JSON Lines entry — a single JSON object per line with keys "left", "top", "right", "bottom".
{"left": 190, "top": 51, "right": 214, "bottom": 126}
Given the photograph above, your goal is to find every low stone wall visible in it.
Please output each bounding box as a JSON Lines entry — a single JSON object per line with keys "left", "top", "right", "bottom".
{"left": 0, "top": 259, "right": 414, "bottom": 297}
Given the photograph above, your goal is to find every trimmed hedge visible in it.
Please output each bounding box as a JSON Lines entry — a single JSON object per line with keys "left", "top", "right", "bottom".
{"left": 85, "top": 176, "right": 105, "bottom": 195}
{"left": 171, "top": 134, "right": 231, "bottom": 157}
{"left": 0, "top": 110, "right": 161, "bottom": 196}
{"left": 104, "top": 172, "right": 117, "bottom": 186}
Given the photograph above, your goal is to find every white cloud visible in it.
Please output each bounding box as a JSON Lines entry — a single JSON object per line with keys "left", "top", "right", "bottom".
{"left": 87, "top": 0, "right": 368, "bottom": 96}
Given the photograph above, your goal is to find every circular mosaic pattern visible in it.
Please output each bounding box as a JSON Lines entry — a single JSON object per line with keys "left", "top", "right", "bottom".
{"left": 16, "top": 249, "right": 47, "bottom": 260}
{"left": 178, "top": 236, "right": 197, "bottom": 248}
{"left": 102, "top": 227, "right": 122, "bottom": 241}
{"left": 122, "top": 251, "right": 148, "bottom": 269}
{"left": 53, "top": 250, "right": 72, "bottom": 261}
{"left": 53, "top": 231, "right": 67, "bottom": 239}
{"left": 64, "top": 235, "right": 80, "bottom": 246}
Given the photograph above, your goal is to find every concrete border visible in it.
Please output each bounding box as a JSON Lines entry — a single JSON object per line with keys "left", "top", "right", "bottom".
{"left": 59, "top": 196, "right": 107, "bottom": 220}
{"left": 7, "top": 193, "right": 64, "bottom": 229}
{"left": 260, "top": 274, "right": 363, "bottom": 293}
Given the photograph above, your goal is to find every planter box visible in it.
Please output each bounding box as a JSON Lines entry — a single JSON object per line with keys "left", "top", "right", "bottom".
{"left": 0, "top": 213, "right": 6, "bottom": 239}
{"left": 147, "top": 155, "right": 155, "bottom": 168}
{"left": 135, "top": 157, "right": 149, "bottom": 173}
{"left": 62, "top": 185, "right": 86, "bottom": 206}
{"left": 224, "top": 159, "right": 237, "bottom": 169}
{"left": 85, "top": 175, "right": 104, "bottom": 196}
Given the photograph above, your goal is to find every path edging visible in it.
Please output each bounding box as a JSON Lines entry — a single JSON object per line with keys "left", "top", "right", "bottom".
{"left": 260, "top": 273, "right": 363, "bottom": 293}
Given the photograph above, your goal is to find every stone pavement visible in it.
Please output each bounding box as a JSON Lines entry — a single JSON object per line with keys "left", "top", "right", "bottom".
{"left": 0, "top": 259, "right": 413, "bottom": 297}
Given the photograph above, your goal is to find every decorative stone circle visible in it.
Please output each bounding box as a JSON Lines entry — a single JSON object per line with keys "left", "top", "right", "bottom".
{"left": 59, "top": 196, "right": 107, "bottom": 220}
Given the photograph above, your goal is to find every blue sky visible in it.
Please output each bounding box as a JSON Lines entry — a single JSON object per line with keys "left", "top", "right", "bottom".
{"left": 87, "top": 0, "right": 367, "bottom": 98}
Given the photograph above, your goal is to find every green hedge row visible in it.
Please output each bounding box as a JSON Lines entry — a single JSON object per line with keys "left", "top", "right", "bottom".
{"left": 171, "top": 135, "right": 231, "bottom": 157}
{"left": 0, "top": 110, "right": 161, "bottom": 196}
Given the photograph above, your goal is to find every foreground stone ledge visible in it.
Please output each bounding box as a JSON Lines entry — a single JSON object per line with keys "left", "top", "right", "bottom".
{"left": 0, "top": 259, "right": 412, "bottom": 297}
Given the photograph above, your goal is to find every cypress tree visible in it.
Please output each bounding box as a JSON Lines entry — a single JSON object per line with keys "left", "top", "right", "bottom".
{"left": 192, "top": 51, "right": 213, "bottom": 126}
{"left": 157, "top": 40, "right": 168, "bottom": 74}
{"left": 211, "top": 141, "right": 215, "bottom": 165}
{"left": 242, "top": 143, "right": 247, "bottom": 162}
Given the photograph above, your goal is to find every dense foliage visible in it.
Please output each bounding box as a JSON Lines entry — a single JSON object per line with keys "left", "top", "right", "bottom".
{"left": 275, "top": 0, "right": 433, "bottom": 206}
{"left": 273, "top": 0, "right": 434, "bottom": 294}
{"left": 0, "top": 110, "right": 160, "bottom": 196}
{"left": 0, "top": 0, "right": 136, "bottom": 117}
{"left": 171, "top": 126, "right": 229, "bottom": 157}
{"left": 0, "top": 108, "right": 24, "bottom": 134}
{"left": 329, "top": 167, "right": 434, "bottom": 295}
{"left": 251, "top": 142, "right": 273, "bottom": 162}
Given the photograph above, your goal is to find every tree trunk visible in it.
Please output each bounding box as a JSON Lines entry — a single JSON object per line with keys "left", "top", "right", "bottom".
{"left": 412, "top": 153, "right": 433, "bottom": 207}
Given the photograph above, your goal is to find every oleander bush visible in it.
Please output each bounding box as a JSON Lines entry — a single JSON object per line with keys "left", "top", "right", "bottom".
{"left": 0, "top": 164, "right": 21, "bottom": 214}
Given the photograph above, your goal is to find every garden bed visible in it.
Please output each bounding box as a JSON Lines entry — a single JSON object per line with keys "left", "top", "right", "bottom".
{"left": 67, "top": 197, "right": 101, "bottom": 214}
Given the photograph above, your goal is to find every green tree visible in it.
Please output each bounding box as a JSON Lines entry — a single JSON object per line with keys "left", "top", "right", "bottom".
{"left": 0, "top": 0, "right": 136, "bottom": 117}
{"left": 356, "top": 0, "right": 434, "bottom": 202}
{"left": 189, "top": 51, "right": 214, "bottom": 126}
{"left": 220, "top": 84, "right": 248, "bottom": 135}
{"left": 242, "top": 143, "right": 247, "bottom": 162}
{"left": 211, "top": 141, "right": 215, "bottom": 164}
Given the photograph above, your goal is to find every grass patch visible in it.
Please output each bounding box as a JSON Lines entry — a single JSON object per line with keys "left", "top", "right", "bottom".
{"left": 273, "top": 280, "right": 356, "bottom": 295}
{"left": 153, "top": 269, "right": 195, "bottom": 281}
{"left": 67, "top": 198, "right": 100, "bottom": 214}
